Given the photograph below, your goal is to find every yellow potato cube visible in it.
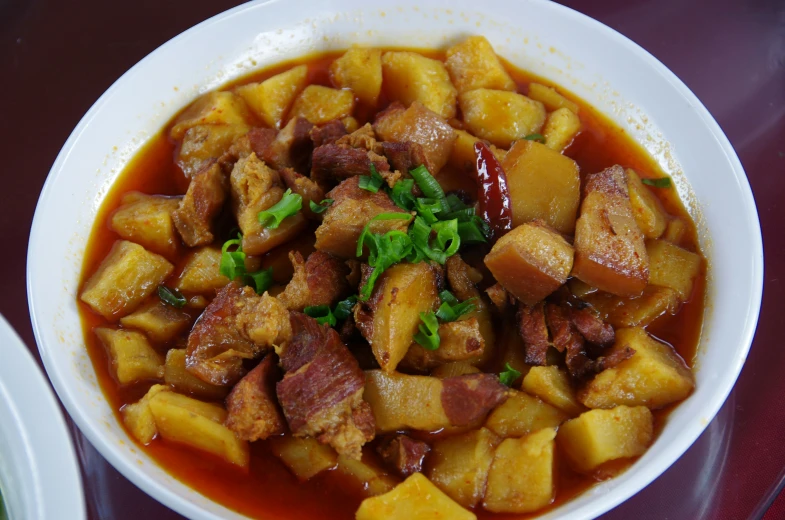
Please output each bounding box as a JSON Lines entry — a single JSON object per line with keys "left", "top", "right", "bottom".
{"left": 341, "top": 116, "right": 360, "bottom": 133}
{"left": 236, "top": 64, "right": 308, "bottom": 128}
{"left": 521, "top": 366, "right": 585, "bottom": 417}
{"left": 557, "top": 406, "right": 653, "bottom": 473}
{"left": 485, "top": 390, "right": 569, "bottom": 438}
{"left": 121, "top": 384, "right": 169, "bottom": 444}
{"left": 527, "top": 83, "right": 580, "bottom": 114}
{"left": 460, "top": 89, "right": 546, "bottom": 148}
{"left": 663, "top": 218, "right": 687, "bottom": 243}
{"left": 483, "top": 428, "right": 556, "bottom": 513}
{"left": 94, "top": 327, "right": 164, "bottom": 384}
{"left": 330, "top": 47, "right": 383, "bottom": 106}
{"left": 164, "top": 349, "right": 228, "bottom": 400}
{"left": 110, "top": 193, "right": 181, "bottom": 258}
{"left": 120, "top": 299, "right": 191, "bottom": 344}
{"left": 289, "top": 85, "right": 355, "bottom": 125}
{"left": 502, "top": 139, "right": 580, "bottom": 234}
{"left": 542, "top": 107, "right": 581, "bottom": 152}
{"left": 268, "top": 435, "right": 338, "bottom": 481}
{"left": 337, "top": 454, "right": 399, "bottom": 496}
{"left": 580, "top": 327, "right": 695, "bottom": 409}
{"left": 445, "top": 36, "right": 516, "bottom": 94}
{"left": 363, "top": 371, "right": 449, "bottom": 432}
{"left": 647, "top": 239, "right": 703, "bottom": 300}
{"left": 81, "top": 240, "right": 174, "bottom": 320}
{"left": 170, "top": 91, "right": 252, "bottom": 140}
{"left": 626, "top": 169, "right": 667, "bottom": 239}
{"left": 356, "top": 473, "right": 476, "bottom": 520}
{"left": 431, "top": 361, "right": 481, "bottom": 379}
{"left": 428, "top": 427, "right": 500, "bottom": 508}
{"left": 175, "top": 247, "right": 230, "bottom": 294}
{"left": 382, "top": 51, "right": 457, "bottom": 119}
{"left": 584, "top": 285, "right": 680, "bottom": 328}
{"left": 177, "top": 124, "right": 249, "bottom": 178}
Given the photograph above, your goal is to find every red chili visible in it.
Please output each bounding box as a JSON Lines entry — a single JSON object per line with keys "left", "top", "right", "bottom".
{"left": 474, "top": 142, "right": 512, "bottom": 242}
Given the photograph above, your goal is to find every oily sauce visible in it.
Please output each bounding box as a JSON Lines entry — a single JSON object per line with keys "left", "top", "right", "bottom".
{"left": 78, "top": 50, "right": 706, "bottom": 519}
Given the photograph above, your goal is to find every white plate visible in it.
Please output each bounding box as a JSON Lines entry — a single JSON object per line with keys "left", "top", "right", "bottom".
{"left": 0, "top": 315, "right": 85, "bottom": 520}
{"left": 27, "top": 0, "right": 763, "bottom": 519}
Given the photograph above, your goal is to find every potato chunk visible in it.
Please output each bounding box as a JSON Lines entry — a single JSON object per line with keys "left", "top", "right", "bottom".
{"left": 170, "top": 91, "right": 252, "bottom": 140}
{"left": 428, "top": 427, "right": 500, "bottom": 508}
{"left": 460, "top": 89, "right": 546, "bottom": 148}
{"left": 580, "top": 327, "right": 694, "bottom": 409}
{"left": 521, "top": 366, "right": 585, "bottom": 417}
{"left": 401, "top": 318, "right": 485, "bottom": 371}
{"left": 583, "top": 285, "right": 680, "bottom": 328}
{"left": 95, "top": 327, "right": 164, "bottom": 384}
{"left": 174, "top": 246, "right": 230, "bottom": 294}
{"left": 647, "top": 239, "right": 702, "bottom": 301}
{"left": 110, "top": 193, "right": 181, "bottom": 258}
{"left": 381, "top": 51, "right": 457, "bottom": 119}
{"left": 269, "top": 435, "right": 338, "bottom": 481}
{"left": 177, "top": 124, "right": 249, "bottom": 178}
{"left": 502, "top": 140, "right": 580, "bottom": 234}
{"left": 558, "top": 406, "right": 653, "bottom": 473}
{"left": 81, "top": 240, "right": 174, "bottom": 319}
{"left": 356, "top": 473, "right": 476, "bottom": 520}
{"left": 484, "top": 221, "right": 574, "bottom": 305}
{"left": 445, "top": 36, "right": 516, "bottom": 94}
{"left": 542, "top": 107, "right": 581, "bottom": 152}
{"left": 354, "top": 262, "right": 439, "bottom": 372}
{"left": 485, "top": 390, "right": 568, "bottom": 438}
{"left": 289, "top": 85, "right": 355, "bottom": 125}
{"left": 330, "top": 47, "right": 383, "bottom": 106}
{"left": 148, "top": 391, "right": 248, "bottom": 467}
{"left": 236, "top": 64, "right": 308, "bottom": 128}
{"left": 483, "top": 428, "right": 556, "bottom": 513}
{"left": 121, "top": 384, "right": 169, "bottom": 444}
{"left": 431, "top": 361, "right": 482, "bottom": 379}
{"left": 448, "top": 129, "right": 506, "bottom": 172}
{"left": 572, "top": 165, "right": 649, "bottom": 297}
{"left": 626, "top": 169, "right": 667, "bottom": 239}
{"left": 164, "top": 349, "right": 228, "bottom": 400}
{"left": 527, "top": 83, "right": 579, "bottom": 114}
{"left": 337, "top": 454, "right": 399, "bottom": 497}
{"left": 119, "top": 299, "right": 192, "bottom": 343}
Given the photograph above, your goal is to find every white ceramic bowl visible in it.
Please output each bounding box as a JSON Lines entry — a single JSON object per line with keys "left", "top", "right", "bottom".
{"left": 27, "top": 0, "right": 763, "bottom": 518}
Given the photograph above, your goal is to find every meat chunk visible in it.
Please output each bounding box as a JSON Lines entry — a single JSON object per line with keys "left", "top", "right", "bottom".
{"left": 334, "top": 123, "right": 384, "bottom": 154}
{"left": 277, "top": 251, "right": 352, "bottom": 311}
{"left": 276, "top": 312, "right": 375, "bottom": 459}
{"left": 278, "top": 167, "right": 326, "bottom": 220}
{"left": 247, "top": 127, "right": 278, "bottom": 158}
{"left": 311, "top": 143, "right": 390, "bottom": 188}
{"left": 310, "top": 119, "right": 348, "bottom": 147}
{"left": 440, "top": 374, "right": 509, "bottom": 427}
{"left": 517, "top": 302, "right": 550, "bottom": 365}
{"left": 186, "top": 283, "right": 292, "bottom": 386}
{"left": 570, "top": 307, "right": 615, "bottom": 347}
{"left": 400, "top": 318, "right": 485, "bottom": 372}
{"left": 260, "top": 116, "right": 314, "bottom": 173}
{"left": 377, "top": 435, "right": 431, "bottom": 477}
{"left": 172, "top": 161, "right": 227, "bottom": 247}
{"left": 225, "top": 354, "right": 287, "bottom": 441}
{"left": 444, "top": 254, "right": 483, "bottom": 301}
{"left": 485, "top": 283, "right": 510, "bottom": 313}
{"left": 381, "top": 141, "right": 430, "bottom": 174}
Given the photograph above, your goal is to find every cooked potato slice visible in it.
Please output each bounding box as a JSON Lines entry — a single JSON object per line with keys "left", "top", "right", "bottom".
{"left": 170, "top": 91, "right": 252, "bottom": 140}
{"left": 95, "top": 327, "right": 164, "bottom": 385}
{"left": 337, "top": 454, "right": 399, "bottom": 497}
{"left": 445, "top": 36, "right": 516, "bottom": 94}
{"left": 289, "top": 85, "right": 355, "bottom": 125}
{"left": 364, "top": 371, "right": 449, "bottom": 432}
{"left": 428, "top": 427, "right": 500, "bottom": 507}
{"left": 269, "top": 435, "right": 338, "bottom": 481}
{"left": 647, "top": 239, "right": 702, "bottom": 301}
{"left": 542, "top": 107, "right": 581, "bottom": 152}
{"left": 177, "top": 124, "right": 249, "bottom": 178}
{"left": 502, "top": 140, "right": 580, "bottom": 234}
{"left": 120, "top": 299, "right": 191, "bottom": 344}
{"left": 663, "top": 218, "right": 687, "bottom": 243}
{"left": 460, "top": 89, "right": 546, "bottom": 148}
{"left": 81, "top": 240, "right": 174, "bottom": 319}
{"left": 583, "top": 285, "right": 680, "bottom": 328}
{"left": 110, "top": 193, "right": 181, "bottom": 258}
{"left": 527, "top": 83, "right": 579, "bottom": 114}
{"left": 431, "top": 361, "right": 482, "bottom": 379}
{"left": 175, "top": 247, "right": 230, "bottom": 294}
{"left": 484, "top": 221, "right": 574, "bottom": 305}
{"left": 236, "top": 64, "right": 308, "bottom": 128}
{"left": 356, "top": 473, "right": 477, "bottom": 520}
{"left": 626, "top": 169, "right": 667, "bottom": 239}
{"left": 558, "top": 406, "right": 653, "bottom": 473}
{"left": 521, "top": 366, "right": 585, "bottom": 417}
{"left": 121, "top": 384, "right": 170, "bottom": 444}
{"left": 330, "top": 47, "right": 383, "bottom": 106}
{"left": 483, "top": 428, "right": 556, "bottom": 513}
{"left": 381, "top": 51, "right": 457, "bottom": 119}
{"left": 164, "top": 349, "right": 228, "bottom": 400}
{"left": 485, "top": 390, "right": 568, "bottom": 438}
{"left": 572, "top": 165, "right": 649, "bottom": 297}
{"left": 341, "top": 116, "right": 360, "bottom": 132}
{"left": 148, "top": 391, "right": 249, "bottom": 467}
{"left": 448, "top": 129, "right": 506, "bottom": 172}
{"left": 580, "top": 327, "right": 694, "bottom": 409}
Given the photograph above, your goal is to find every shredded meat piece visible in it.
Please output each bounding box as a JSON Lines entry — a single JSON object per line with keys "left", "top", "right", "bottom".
{"left": 445, "top": 254, "right": 484, "bottom": 301}
{"left": 172, "top": 161, "right": 227, "bottom": 247}
{"left": 334, "top": 123, "right": 384, "bottom": 154}
{"left": 277, "top": 251, "right": 351, "bottom": 311}
{"left": 381, "top": 141, "right": 430, "bottom": 174}
{"left": 259, "top": 117, "right": 314, "bottom": 173}
{"left": 570, "top": 307, "right": 615, "bottom": 347}
{"left": 247, "top": 127, "right": 277, "bottom": 157}
{"left": 278, "top": 167, "right": 326, "bottom": 220}
{"left": 518, "top": 302, "right": 550, "bottom": 365}
{"left": 401, "top": 318, "right": 485, "bottom": 372}
{"left": 185, "top": 283, "right": 292, "bottom": 386}
{"left": 310, "top": 119, "right": 348, "bottom": 147}
{"left": 276, "top": 312, "right": 375, "bottom": 459}
{"left": 441, "top": 373, "right": 508, "bottom": 426}
{"left": 310, "top": 143, "right": 390, "bottom": 189}
{"left": 486, "top": 282, "right": 510, "bottom": 313}
{"left": 229, "top": 152, "right": 284, "bottom": 240}
{"left": 225, "top": 354, "right": 287, "bottom": 441}
{"left": 377, "top": 435, "right": 431, "bottom": 477}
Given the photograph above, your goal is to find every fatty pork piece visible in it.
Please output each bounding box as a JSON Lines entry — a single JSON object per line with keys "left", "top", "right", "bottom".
{"left": 310, "top": 119, "right": 349, "bottom": 147}
{"left": 310, "top": 142, "right": 391, "bottom": 189}
{"left": 172, "top": 161, "right": 227, "bottom": 247}
{"left": 276, "top": 312, "right": 376, "bottom": 460}
{"left": 278, "top": 167, "right": 326, "bottom": 220}
{"left": 277, "top": 250, "right": 352, "bottom": 311}
{"left": 225, "top": 353, "right": 287, "bottom": 441}
{"left": 376, "top": 435, "right": 431, "bottom": 478}
{"left": 258, "top": 116, "right": 314, "bottom": 173}
{"left": 185, "top": 282, "right": 292, "bottom": 386}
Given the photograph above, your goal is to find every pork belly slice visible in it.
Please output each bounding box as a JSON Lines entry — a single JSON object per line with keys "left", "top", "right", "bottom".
{"left": 517, "top": 302, "right": 550, "bottom": 366}
{"left": 225, "top": 354, "right": 287, "bottom": 441}
{"left": 310, "top": 119, "right": 348, "bottom": 147}
{"left": 276, "top": 312, "right": 375, "bottom": 460}
{"left": 377, "top": 435, "right": 431, "bottom": 478}
{"left": 310, "top": 143, "right": 390, "bottom": 189}
{"left": 172, "top": 161, "right": 227, "bottom": 247}
{"left": 258, "top": 116, "right": 314, "bottom": 173}
{"left": 185, "top": 283, "right": 292, "bottom": 386}
{"left": 570, "top": 307, "right": 615, "bottom": 347}
{"left": 381, "top": 141, "right": 430, "bottom": 176}
{"left": 277, "top": 250, "right": 351, "bottom": 311}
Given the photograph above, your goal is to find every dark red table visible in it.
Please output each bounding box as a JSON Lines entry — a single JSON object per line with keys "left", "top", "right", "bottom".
{"left": 1, "top": 0, "right": 783, "bottom": 518}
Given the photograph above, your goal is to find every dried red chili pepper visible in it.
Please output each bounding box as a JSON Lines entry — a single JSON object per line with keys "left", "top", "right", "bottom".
{"left": 474, "top": 142, "right": 512, "bottom": 242}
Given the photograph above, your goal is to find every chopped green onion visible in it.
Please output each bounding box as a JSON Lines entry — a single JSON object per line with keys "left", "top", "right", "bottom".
{"left": 413, "top": 311, "right": 440, "bottom": 350}
{"left": 409, "top": 217, "right": 446, "bottom": 264}
{"left": 499, "top": 363, "right": 522, "bottom": 387}
{"left": 304, "top": 305, "right": 337, "bottom": 327}
{"left": 435, "top": 290, "right": 476, "bottom": 322}
{"left": 219, "top": 235, "right": 246, "bottom": 281}
{"left": 641, "top": 177, "right": 672, "bottom": 188}
{"left": 246, "top": 267, "right": 274, "bottom": 294}
{"left": 359, "top": 164, "right": 385, "bottom": 193}
{"left": 158, "top": 286, "right": 187, "bottom": 308}
{"left": 524, "top": 133, "right": 546, "bottom": 143}
{"left": 432, "top": 219, "right": 461, "bottom": 258}
{"left": 356, "top": 213, "right": 413, "bottom": 258}
{"left": 445, "top": 194, "right": 469, "bottom": 213}
{"left": 333, "top": 295, "right": 358, "bottom": 321}
{"left": 409, "top": 165, "right": 449, "bottom": 212}
{"left": 439, "top": 290, "right": 459, "bottom": 307}
{"left": 413, "top": 197, "right": 442, "bottom": 224}
{"left": 390, "top": 179, "right": 416, "bottom": 210}
{"left": 309, "top": 198, "right": 334, "bottom": 214}
{"left": 443, "top": 207, "right": 476, "bottom": 222}
{"left": 257, "top": 188, "right": 303, "bottom": 229}
{"left": 356, "top": 213, "right": 415, "bottom": 301}
{"left": 458, "top": 217, "right": 490, "bottom": 244}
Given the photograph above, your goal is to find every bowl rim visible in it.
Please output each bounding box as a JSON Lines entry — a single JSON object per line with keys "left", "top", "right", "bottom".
{"left": 26, "top": 0, "right": 764, "bottom": 519}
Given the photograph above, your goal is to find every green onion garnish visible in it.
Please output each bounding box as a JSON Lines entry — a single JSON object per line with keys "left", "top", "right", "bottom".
{"left": 524, "top": 133, "right": 546, "bottom": 143}
{"left": 641, "top": 177, "right": 672, "bottom": 188}
{"left": 245, "top": 267, "right": 274, "bottom": 295}
{"left": 158, "top": 286, "right": 187, "bottom": 308}
{"left": 435, "top": 290, "right": 476, "bottom": 322}
{"left": 458, "top": 217, "right": 490, "bottom": 244}
{"left": 309, "top": 198, "right": 334, "bottom": 214}
{"left": 409, "top": 165, "right": 450, "bottom": 212}
{"left": 390, "top": 179, "right": 416, "bottom": 211}
{"left": 359, "top": 164, "right": 385, "bottom": 193}
{"left": 257, "top": 188, "right": 303, "bottom": 229}
{"left": 356, "top": 213, "right": 415, "bottom": 301}
{"left": 218, "top": 233, "right": 274, "bottom": 294}
{"left": 304, "top": 305, "right": 337, "bottom": 327}
{"left": 413, "top": 197, "right": 442, "bottom": 224}
{"left": 333, "top": 295, "right": 358, "bottom": 322}
{"left": 499, "top": 363, "right": 522, "bottom": 387}
{"left": 413, "top": 311, "right": 440, "bottom": 350}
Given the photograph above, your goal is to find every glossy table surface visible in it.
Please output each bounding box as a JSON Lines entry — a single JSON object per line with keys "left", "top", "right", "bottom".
{"left": 1, "top": 0, "right": 783, "bottom": 518}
